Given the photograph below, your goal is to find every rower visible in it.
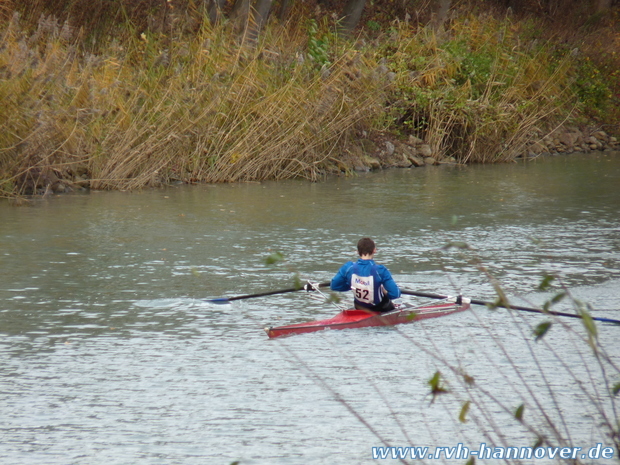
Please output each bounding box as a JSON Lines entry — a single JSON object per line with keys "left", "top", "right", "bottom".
{"left": 330, "top": 237, "right": 401, "bottom": 313}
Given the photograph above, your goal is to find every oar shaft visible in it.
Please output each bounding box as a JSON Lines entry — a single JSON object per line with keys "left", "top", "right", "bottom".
{"left": 224, "top": 287, "right": 299, "bottom": 302}
{"left": 209, "top": 282, "right": 331, "bottom": 303}
{"left": 402, "top": 290, "right": 451, "bottom": 300}
{"left": 401, "top": 290, "right": 620, "bottom": 325}
{"left": 469, "top": 298, "right": 620, "bottom": 323}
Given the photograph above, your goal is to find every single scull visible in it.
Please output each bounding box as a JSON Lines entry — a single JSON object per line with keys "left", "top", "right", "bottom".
{"left": 265, "top": 297, "right": 470, "bottom": 338}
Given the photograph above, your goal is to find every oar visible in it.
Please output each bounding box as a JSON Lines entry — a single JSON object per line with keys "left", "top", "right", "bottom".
{"left": 207, "top": 282, "right": 331, "bottom": 304}
{"left": 401, "top": 290, "right": 620, "bottom": 325}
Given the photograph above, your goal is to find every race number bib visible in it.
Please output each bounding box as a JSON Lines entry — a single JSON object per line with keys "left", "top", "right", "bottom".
{"left": 351, "top": 274, "right": 374, "bottom": 304}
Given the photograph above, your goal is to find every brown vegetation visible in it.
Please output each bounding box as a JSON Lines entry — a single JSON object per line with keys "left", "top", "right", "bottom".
{"left": 0, "top": 0, "right": 618, "bottom": 197}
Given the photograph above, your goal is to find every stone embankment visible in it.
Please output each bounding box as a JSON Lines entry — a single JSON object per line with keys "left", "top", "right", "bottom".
{"left": 524, "top": 129, "right": 618, "bottom": 157}
{"left": 351, "top": 128, "right": 619, "bottom": 171}
{"left": 346, "top": 135, "right": 457, "bottom": 171}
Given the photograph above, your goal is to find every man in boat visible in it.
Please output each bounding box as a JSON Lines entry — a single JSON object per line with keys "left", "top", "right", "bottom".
{"left": 330, "top": 237, "right": 401, "bottom": 312}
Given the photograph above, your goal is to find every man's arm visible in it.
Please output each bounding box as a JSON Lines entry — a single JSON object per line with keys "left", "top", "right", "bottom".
{"left": 330, "top": 262, "right": 353, "bottom": 291}
{"left": 379, "top": 266, "right": 401, "bottom": 299}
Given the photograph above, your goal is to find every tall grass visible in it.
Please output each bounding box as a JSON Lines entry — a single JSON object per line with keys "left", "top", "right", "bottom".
{"left": 0, "top": 12, "right": 390, "bottom": 196}
{"left": 0, "top": 8, "right": 613, "bottom": 197}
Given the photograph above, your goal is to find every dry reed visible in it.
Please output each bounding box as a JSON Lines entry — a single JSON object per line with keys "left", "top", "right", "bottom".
{"left": 0, "top": 8, "right": 608, "bottom": 198}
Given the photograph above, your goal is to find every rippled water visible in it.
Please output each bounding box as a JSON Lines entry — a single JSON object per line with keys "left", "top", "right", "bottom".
{"left": 1, "top": 153, "right": 619, "bottom": 464}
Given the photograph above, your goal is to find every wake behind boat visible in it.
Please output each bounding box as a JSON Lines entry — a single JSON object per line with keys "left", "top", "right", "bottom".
{"left": 265, "top": 297, "right": 471, "bottom": 338}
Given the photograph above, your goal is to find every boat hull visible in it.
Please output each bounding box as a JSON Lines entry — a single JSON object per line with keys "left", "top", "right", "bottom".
{"left": 265, "top": 301, "right": 470, "bottom": 338}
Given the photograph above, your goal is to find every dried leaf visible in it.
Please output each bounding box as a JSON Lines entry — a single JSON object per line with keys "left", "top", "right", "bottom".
{"left": 515, "top": 403, "right": 524, "bottom": 421}
{"left": 533, "top": 321, "right": 552, "bottom": 341}
{"left": 442, "top": 241, "right": 473, "bottom": 250}
{"left": 427, "top": 371, "right": 448, "bottom": 403}
{"left": 463, "top": 373, "right": 475, "bottom": 385}
{"left": 580, "top": 308, "right": 598, "bottom": 339}
{"left": 265, "top": 251, "right": 284, "bottom": 265}
{"left": 551, "top": 292, "right": 566, "bottom": 303}
{"left": 538, "top": 275, "right": 555, "bottom": 291}
{"left": 459, "top": 401, "right": 470, "bottom": 423}
{"left": 327, "top": 293, "right": 341, "bottom": 303}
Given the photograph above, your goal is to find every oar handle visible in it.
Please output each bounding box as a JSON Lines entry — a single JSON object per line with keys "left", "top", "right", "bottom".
{"left": 401, "top": 290, "right": 620, "bottom": 325}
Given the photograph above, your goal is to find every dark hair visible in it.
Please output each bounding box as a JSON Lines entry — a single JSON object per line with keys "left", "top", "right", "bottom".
{"left": 357, "top": 237, "right": 376, "bottom": 256}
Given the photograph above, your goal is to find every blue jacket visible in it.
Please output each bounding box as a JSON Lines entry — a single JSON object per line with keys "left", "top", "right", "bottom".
{"left": 331, "top": 259, "right": 401, "bottom": 307}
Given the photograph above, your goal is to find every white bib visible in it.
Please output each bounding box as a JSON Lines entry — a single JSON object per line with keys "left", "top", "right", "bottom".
{"left": 351, "top": 273, "right": 374, "bottom": 304}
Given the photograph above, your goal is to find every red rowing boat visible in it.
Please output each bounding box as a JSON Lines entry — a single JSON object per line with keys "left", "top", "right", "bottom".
{"left": 265, "top": 299, "right": 470, "bottom": 338}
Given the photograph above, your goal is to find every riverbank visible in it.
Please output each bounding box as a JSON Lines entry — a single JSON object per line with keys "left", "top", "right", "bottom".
{"left": 1, "top": 4, "right": 618, "bottom": 197}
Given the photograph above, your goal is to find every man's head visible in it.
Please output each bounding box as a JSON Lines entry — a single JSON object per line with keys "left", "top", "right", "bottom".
{"left": 357, "top": 237, "right": 376, "bottom": 257}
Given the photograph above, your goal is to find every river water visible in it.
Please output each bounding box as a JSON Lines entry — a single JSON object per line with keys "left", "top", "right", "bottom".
{"left": 1, "top": 152, "right": 619, "bottom": 464}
